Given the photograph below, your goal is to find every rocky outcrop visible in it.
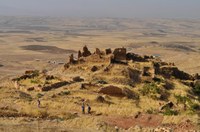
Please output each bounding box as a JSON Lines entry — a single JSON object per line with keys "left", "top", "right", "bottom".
{"left": 126, "top": 53, "right": 148, "bottom": 62}
{"left": 98, "top": 85, "right": 136, "bottom": 99}
{"left": 82, "top": 45, "right": 91, "bottom": 57}
{"left": 78, "top": 50, "right": 82, "bottom": 59}
{"left": 99, "top": 85, "right": 125, "bottom": 97}
{"left": 194, "top": 73, "right": 200, "bottom": 80}
{"left": 95, "top": 48, "right": 102, "bottom": 55}
{"left": 96, "top": 95, "right": 106, "bottom": 103}
{"left": 158, "top": 66, "right": 192, "bottom": 80}
{"left": 42, "top": 81, "right": 69, "bottom": 91}
{"left": 12, "top": 70, "right": 39, "bottom": 81}
{"left": 68, "top": 54, "right": 77, "bottom": 64}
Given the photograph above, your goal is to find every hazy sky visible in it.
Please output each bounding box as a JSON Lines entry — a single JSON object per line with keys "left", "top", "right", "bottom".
{"left": 0, "top": 0, "right": 200, "bottom": 18}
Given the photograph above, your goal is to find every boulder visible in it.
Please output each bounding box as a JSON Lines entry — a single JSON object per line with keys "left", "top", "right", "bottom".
{"left": 91, "top": 66, "right": 98, "bottom": 72}
{"left": 122, "top": 88, "right": 137, "bottom": 99}
{"left": 98, "top": 85, "right": 124, "bottom": 97}
{"left": 96, "top": 95, "right": 106, "bottom": 103}
{"left": 27, "top": 87, "right": 34, "bottom": 91}
{"left": 73, "top": 76, "right": 84, "bottom": 82}
{"left": 158, "top": 66, "right": 193, "bottom": 80}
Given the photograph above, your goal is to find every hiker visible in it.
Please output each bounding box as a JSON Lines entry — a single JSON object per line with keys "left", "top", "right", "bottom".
{"left": 82, "top": 99, "right": 85, "bottom": 114}
{"left": 37, "top": 99, "right": 41, "bottom": 108}
{"left": 87, "top": 104, "right": 91, "bottom": 114}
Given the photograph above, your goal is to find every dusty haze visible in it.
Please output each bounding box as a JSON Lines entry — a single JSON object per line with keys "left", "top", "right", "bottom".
{"left": 0, "top": 0, "right": 200, "bottom": 18}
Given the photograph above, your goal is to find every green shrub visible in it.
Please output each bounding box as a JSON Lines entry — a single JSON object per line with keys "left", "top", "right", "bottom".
{"left": 140, "top": 83, "right": 160, "bottom": 95}
{"left": 19, "top": 92, "right": 32, "bottom": 101}
{"left": 140, "top": 82, "right": 168, "bottom": 100}
{"left": 146, "top": 108, "right": 155, "bottom": 114}
{"left": 58, "top": 91, "right": 70, "bottom": 96}
{"left": 31, "top": 79, "right": 41, "bottom": 84}
{"left": 193, "top": 84, "right": 200, "bottom": 95}
{"left": 189, "top": 103, "right": 200, "bottom": 112}
{"left": 37, "top": 93, "right": 44, "bottom": 98}
{"left": 174, "top": 95, "right": 189, "bottom": 104}
{"left": 33, "top": 70, "right": 40, "bottom": 77}
{"left": 163, "top": 107, "right": 178, "bottom": 116}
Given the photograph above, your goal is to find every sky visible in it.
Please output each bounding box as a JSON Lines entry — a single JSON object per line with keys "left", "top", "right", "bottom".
{"left": 0, "top": 0, "right": 200, "bottom": 18}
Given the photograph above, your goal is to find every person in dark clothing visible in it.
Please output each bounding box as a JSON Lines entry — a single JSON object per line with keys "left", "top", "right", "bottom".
{"left": 82, "top": 103, "right": 85, "bottom": 114}
{"left": 37, "top": 99, "right": 41, "bottom": 108}
{"left": 81, "top": 99, "right": 85, "bottom": 114}
{"left": 87, "top": 104, "right": 91, "bottom": 114}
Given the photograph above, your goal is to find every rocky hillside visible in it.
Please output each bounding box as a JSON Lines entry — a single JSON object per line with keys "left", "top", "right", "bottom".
{"left": 0, "top": 46, "right": 199, "bottom": 131}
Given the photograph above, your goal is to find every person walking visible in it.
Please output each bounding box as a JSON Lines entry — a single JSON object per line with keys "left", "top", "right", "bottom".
{"left": 87, "top": 104, "right": 91, "bottom": 114}
{"left": 37, "top": 99, "right": 41, "bottom": 108}
{"left": 82, "top": 100, "right": 85, "bottom": 114}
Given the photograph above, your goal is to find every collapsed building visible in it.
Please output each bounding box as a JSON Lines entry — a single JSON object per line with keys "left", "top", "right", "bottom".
{"left": 65, "top": 46, "right": 194, "bottom": 82}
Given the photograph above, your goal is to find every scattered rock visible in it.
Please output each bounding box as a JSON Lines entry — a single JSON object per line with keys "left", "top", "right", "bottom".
{"left": 26, "top": 87, "right": 34, "bottom": 91}
{"left": 45, "top": 75, "right": 55, "bottom": 80}
{"left": 91, "top": 66, "right": 98, "bottom": 72}
{"left": 158, "top": 66, "right": 193, "bottom": 80}
{"left": 154, "top": 127, "right": 172, "bottom": 132}
{"left": 42, "top": 81, "right": 69, "bottom": 91}
{"left": 73, "top": 76, "right": 84, "bottom": 82}
{"left": 96, "top": 95, "right": 106, "bottom": 103}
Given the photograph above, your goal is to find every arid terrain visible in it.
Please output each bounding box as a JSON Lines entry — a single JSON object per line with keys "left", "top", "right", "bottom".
{"left": 0, "top": 16, "right": 200, "bottom": 131}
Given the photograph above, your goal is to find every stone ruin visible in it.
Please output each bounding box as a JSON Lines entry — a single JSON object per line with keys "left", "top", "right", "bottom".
{"left": 105, "top": 48, "right": 112, "bottom": 55}
{"left": 65, "top": 46, "right": 195, "bottom": 82}
{"left": 78, "top": 45, "right": 91, "bottom": 59}
{"left": 68, "top": 54, "right": 76, "bottom": 64}
{"left": 111, "top": 47, "right": 127, "bottom": 63}
{"left": 67, "top": 46, "right": 151, "bottom": 65}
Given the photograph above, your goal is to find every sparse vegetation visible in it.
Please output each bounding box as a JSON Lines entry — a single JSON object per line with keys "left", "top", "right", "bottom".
{"left": 193, "top": 83, "right": 200, "bottom": 95}
{"left": 58, "top": 91, "right": 70, "bottom": 96}
{"left": 163, "top": 107, "right": 178, "bottom": 116}
{"left": 140, "top": 82, "right": 168, "bottom": 100}
{"left": 37, "top": 93, "right": 44, "bottom": 98}
{"left": 1, "top": 39, "right": 200, "bottom": 131}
